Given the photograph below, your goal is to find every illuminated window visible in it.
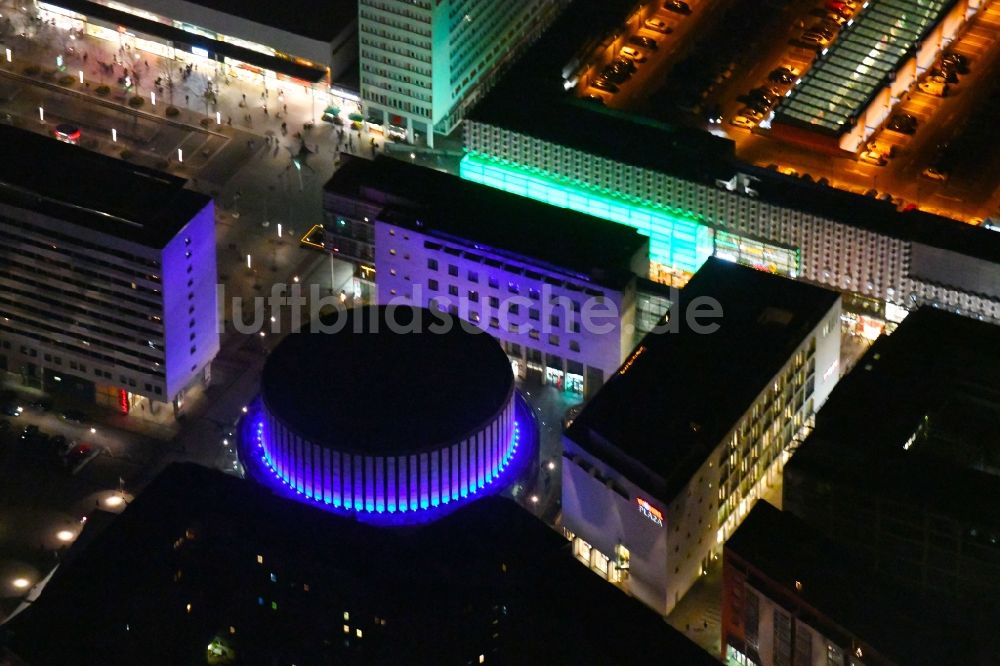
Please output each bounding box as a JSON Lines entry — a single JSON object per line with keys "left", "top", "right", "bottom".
{"left": 344, "top": 611, "right": 350, "bottom": 621}
{"left": 256, "top": 554, "right": 263, "bottom": 564}
{"left": 343, "top": 625, "right": 350, "bottom": 634}
{"left": 356, "top": 629, "right": 363, "bottom": 638}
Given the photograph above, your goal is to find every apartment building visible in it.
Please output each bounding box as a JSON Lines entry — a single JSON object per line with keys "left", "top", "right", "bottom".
{"left": 0, "top": 126, "right": 218, "bottom": 413}
{"left": 562, "top": 259, "right": 842, "bottom": 615}
{"left": 359, "top": 0, "right": 568, "bottom": 145}
{"left": 321, "top": 156, "right": 649, "bottom": 397}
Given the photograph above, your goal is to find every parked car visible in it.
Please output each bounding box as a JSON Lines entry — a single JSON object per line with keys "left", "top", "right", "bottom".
{"left": 644, "top": 18, "right": 672, "bottom": 33}
{"left": 628, "top": 35, "right": 659, "bottom": 49}
{"left": 918, "top": 80, "right": 948, "bottom": 96}
{"left": 859, "top": 150, "right": 887, "bottom": 166}
{"left": 930, "top": 67, "right": 958, "bottom": 83}
{"left": 730, "top": 114, "right": 757, "bottom": 129}
{"left": 582, "top": 93, "right": 606, "bottom": 105}
{"left": 704, "top": 103, "right": 723, "bottom": 124}
{"left": 620, "top": 46, "right": 647, "bottom": 62}
{"left": 887, "top": 113, "right": 918, "bottom": 134}
{"left": 591, "top": 78, "right": 619, "bottom": 93}
{"left": 64, "top": 442, "right": 93, "bottom": 469}
{"left": 942, "top": 52, "right": 970, "bottom": 73}
{"left": 614, "top": 57, "right": 637, "bottom": 74}
{"left": 602, "top": 65, "right": 630, "bottom": 84}
{"left": 665, "top": 0, "right": 692, "bottom": 13}
{"left": 769, "top": 68, "right": 796, "bottom": 85}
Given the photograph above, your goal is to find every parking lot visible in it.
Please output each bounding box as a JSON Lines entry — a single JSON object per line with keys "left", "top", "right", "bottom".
{"left": 0, "top": 392, "right": 156, "bottom": 621}
{"left": 574, "top": 0, "right": 1000, "bottom": 223}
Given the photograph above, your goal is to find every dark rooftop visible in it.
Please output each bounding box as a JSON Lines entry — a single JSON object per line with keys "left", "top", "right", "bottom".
{"left": 185, "top": 0, "right": 355, "bottom": 43}
{"left": 0, "top": 125, "right": 210, "bottom": 249}
{"left": 467, "top": 0, "right": 1000, "bottom": 266}
{"left": 4, "top": 463, "right": 719, "bottom": 666}
{"left": 727, "top": 501, "right": 995, "bottom": 666}
{"left": 567, "top": 259, "right": 840, "bottom": 502}
{"left": 261, "top": 306, "right": 514, "bottom": 454}
{"left": 785, "top": 306, "right": 1000, "bottom": 525}
{"left": 326, "top": 156, "right": 648, "bottom": 289}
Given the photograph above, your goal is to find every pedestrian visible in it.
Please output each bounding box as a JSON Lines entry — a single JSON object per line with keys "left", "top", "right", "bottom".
{"left": 227, "top": 116, "right": 232, "bottom": 126}
{"left": 144, "top": 59, "right": 149, "bottom": 69}
{"left": 283, "top": 104, "right": 287, "bottom": 114}
{"left": 185, "top": 94, "right": 189, "bottom": 105}
{"left": 83, "top": 52, "right": 87, "bottom": 63}
{"left": 263, "top": 105, "right": 268, "bottom": 116}
{"left": 242, "top": 93, "right": 246, "bottom": 103}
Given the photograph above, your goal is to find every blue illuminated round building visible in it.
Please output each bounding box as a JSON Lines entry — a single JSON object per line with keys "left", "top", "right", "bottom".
{"left": 246, "top": 305, "right": 529, "bottom": 524}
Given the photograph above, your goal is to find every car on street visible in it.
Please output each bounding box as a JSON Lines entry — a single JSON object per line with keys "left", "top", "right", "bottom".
{"left": 61, "top": 409, "right": 86, "bottom": 424}
{"left": 644, "top": 18, "right": 672, "bottom": 33}
{"left": 704, "top": 103, "right": 723, "bottom": 124}
{"left": 628, "top": 35, "right": 659, "bottom": 50}
{"left": 1, "top": 403, "right": 22, "bottom": 417}
{"left": 27, "top": 399, "right": 51, "bottom": 412}
{"left": 859, "top": 150, "right": 887, "bottom": 166}
{"left": 918, "top": 80, "right": 948, "bottom": 96}
{"left": 921, "top": 165, "right": 949, "bottom": 182}
{"left": 620, "top": 46, "right": 647, "bottom": 62}
{"left": 887, "top": 113, "right": 918, "bottom": 134}
{"left": 53, "top": 123, "right": 81, "bottom": 144}
{"left": 20, "top": 424, "right": 40, "bottom": 441}
{"left": 591, "top": 78, "right": 619, "bottom": 93}
{"left": 665, "top": 0, "right": 692, "bottom": 13}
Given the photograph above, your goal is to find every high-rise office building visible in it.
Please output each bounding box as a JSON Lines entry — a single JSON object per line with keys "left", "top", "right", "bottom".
{"left": 0, "top": 127, "right": 218, "bottom": 414}
{"left": 358, "top": 0, "right": 567, "bottom": 146}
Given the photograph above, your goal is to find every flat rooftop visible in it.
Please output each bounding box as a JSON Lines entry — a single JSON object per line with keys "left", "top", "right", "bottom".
{"left": 261, "top": 306, "right": 514, "bottom": 454}
{"left": 107, "top": 0, "right": 356, "bottom": 43}
{"left": 326, "top": 156, "right": 648, "bottom": 289}
{"left": 5, "top": 463, "right": 719, "bottom": 665}
{"left": 786, "top": 306, "right": 1000, "bottom": 524}
{"left": 466, "top": 0, "right": 1000, "bottom": 266}
{"left": 566, "top": 258, "right": 840, "bottom": 502}
{"left": 0, "top": 125, "right": 209, "bottom": 249}
{"left": 776, "top": 0, "right": 958, "bottom": 134}
{"left": 727, "top": 501, "right": 991, "bottom": 666}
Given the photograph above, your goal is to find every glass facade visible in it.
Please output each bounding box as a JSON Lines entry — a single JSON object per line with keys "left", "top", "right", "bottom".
{"left": 460, "top": 153, "right": 712, "bottom": 275}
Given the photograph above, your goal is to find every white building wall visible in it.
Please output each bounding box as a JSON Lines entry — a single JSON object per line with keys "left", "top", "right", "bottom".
{"left": 464, "top": 121, "right": 1000, "bottom": 324}
{"left": 374, "top": 220, "right": 631, "bottom": 395}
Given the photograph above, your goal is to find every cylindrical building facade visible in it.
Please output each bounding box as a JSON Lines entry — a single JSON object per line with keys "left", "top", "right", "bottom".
{"left": 254, "top": 306, "right": 520, "bottom": 518}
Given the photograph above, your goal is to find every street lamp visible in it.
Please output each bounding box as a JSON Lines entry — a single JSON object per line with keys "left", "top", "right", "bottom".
{"left": 78, "top": 69, "right": 83, "bottom": 84}
{"left": 111, "top": 128, "right": 117, "bottom": 142}
{"left": 177, "top": 148, "right": 183, "bottom": 163}
{"left": 11, "top": 578, "right": 30, "bottom": 590}
{"left": 150, "top": 91, "right": 156, "bottom": 106}
{"left": 5, "top": 48, "right": 11, "bottom": 63}
{"left": 38, "top": 106, "right": 44, "bottom": 122}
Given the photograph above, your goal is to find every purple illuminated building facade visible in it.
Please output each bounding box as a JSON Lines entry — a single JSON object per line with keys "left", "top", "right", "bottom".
{"left": 0, "top": 126, "right": 218, "bottom": 414}
{"left": 247, "top": 305, "right": 530, "bottom": 523}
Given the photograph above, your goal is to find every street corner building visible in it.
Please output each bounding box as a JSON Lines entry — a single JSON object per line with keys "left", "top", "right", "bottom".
{"left": 560, "top": 258, "right": 843, "bottom": 616}
{"left": 247, "top": 304, "right": 531, "bottom": 523}
{"left": 0, "top": 125, "right": 218, "bottom": 416}
{"left": 320, "top": 155, "right": 654, "bottom": 399}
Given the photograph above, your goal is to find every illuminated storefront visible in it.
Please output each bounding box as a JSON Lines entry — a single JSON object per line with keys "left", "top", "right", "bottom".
{"left": 39, "top": 0, "right": 331, "bottom": 87}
